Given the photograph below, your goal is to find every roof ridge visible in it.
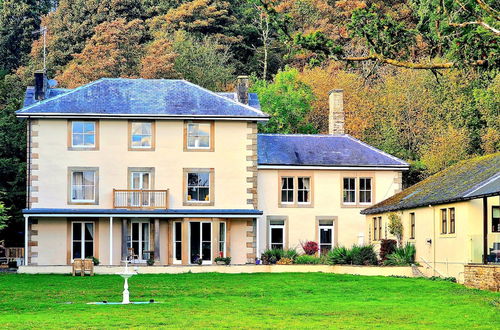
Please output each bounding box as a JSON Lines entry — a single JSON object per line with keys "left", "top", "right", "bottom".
{"left": 17, "top": 78, "right": 104, "bottom": 113}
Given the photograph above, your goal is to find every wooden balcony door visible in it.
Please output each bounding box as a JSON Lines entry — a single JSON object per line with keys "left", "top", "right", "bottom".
{"left": 130, "top": 171, "right": 150, "bottom": 207}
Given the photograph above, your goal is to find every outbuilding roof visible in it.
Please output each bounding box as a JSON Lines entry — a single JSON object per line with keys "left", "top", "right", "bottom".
{"left": 16, "top": 78, "right": 268, "bottom": 120}
{"left": 257, "top": 134, "right": 409, "bottom": 168}
{"left": 361, "top": 153, "right": 500, "bottom": 215}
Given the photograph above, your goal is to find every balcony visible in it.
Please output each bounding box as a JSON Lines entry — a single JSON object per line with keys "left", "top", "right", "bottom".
{"left": 113, "top": 189, "right": 169, "bottom": 209}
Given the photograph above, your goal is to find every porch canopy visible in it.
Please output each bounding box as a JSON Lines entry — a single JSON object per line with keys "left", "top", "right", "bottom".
{"left": 23, "top": 208, "right": 263, "bottom": 266}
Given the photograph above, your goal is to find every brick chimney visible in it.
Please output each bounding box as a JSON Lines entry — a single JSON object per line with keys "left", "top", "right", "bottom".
{"left": 235, "top": 75, "right": 249, "bottom": 104}
{"left": 328, "top": 89, "right": 344, "bottom": 135}
{"left": 34, "top": 70, "right": 48, "bottom": 101}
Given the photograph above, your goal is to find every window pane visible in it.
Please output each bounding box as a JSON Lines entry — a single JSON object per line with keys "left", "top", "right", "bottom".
{"left": 84, "top": 242, "right": 93, "bottom": 258}
{"left": 281, "top": 190, "right": 287, "bottom": 203}
{"left": 493, "top": 207, "right": 500, "bottom": 218}
{"left": 198, "top": 124, "right": 210, "bottom": 136}
{"left": 175, "top": 222, "right": 182, "bottom": 240}
{"left": 187, "top": 173, "right": 198, "bottom": 187}
{"left": 132, "top": 223, "right": 139, "bottom": 240}
{"left": 270, "top": 220, "right": 284, "bottom": 226}
{"left": 320, "top": 228, "right": 332, "bottom": 244}
{"left": 83, "top": 122, "right": 95, "bottom": 133}
{"left": 198, "top": 136, "right": 209, "bottom": 148}
{"left": 72, "top": 242, "right": 81, "bottom": 259}
{"left": 202, "top": 223, "right": 211, "bottom": 241}
{"left": 198, "top": 187, "right": 209, "bottom": 201}
{"left": 72, "top": 134, "right": 83, "bottom": 146}
{"left": 83, "top": 172, "right": 94, "bottom": 185}
{"left": 287, "top": 190, "right": 293, "bottom": 202}
{"left": 175, "top": 242, "right": 182, "bottom": 260}
{"left": 73, "top": 223, "right": 81, "bottom": 241}
{"left": 85, "top": 223, "right": 94, "bottom": 240}
{"left": 271, "top": 228, "right": 283, "bottom": 244}
{"left": 202, "top": 242, "right": 211, "bottom": 260}
{"left": 83, "top": 134, "right": 95, "bottom": 146}
{"left": 219, "top": 223, "right": 225, "bottom": 242}
{"left": 73, "top": 122, "right": 84, "bottom": 133}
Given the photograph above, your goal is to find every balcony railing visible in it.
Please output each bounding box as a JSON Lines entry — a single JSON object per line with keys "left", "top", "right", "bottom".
{"left": 113, "top": 189, "right": 169, "bottom": 209}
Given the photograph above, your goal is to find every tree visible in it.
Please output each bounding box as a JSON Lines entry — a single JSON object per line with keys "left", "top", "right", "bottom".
{"left": 258, "top": 0, "right": 499, "bottom": 70}
{"left": 388, "top": 213, "right": 403, "bottom": 247}
{"left": 0, "top": 202, "right": 9, "bottom": 231}
{"left": 170, "top": 31, "right": 235, "bottom": 91}
{"left": 0, "top": 0, "right": 52, "bottom": 71}
{"left": 149, "top": 0, "right": 241, "bottom": 44}
{"left": 57, "top": 19, "right": 145, "bottom": 88}
{"left": 251, "top": 67, "right": 317, "bottom": 134}
{"left": 140, "top": 38, "right": 179, "bottom": 79}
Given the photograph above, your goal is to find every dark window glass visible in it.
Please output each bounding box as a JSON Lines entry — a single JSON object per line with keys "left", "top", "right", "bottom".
{"left": 343, "top": 178, "right": 356, "bottom": 203}
{"left": 441, "top": 209, "right": 447, "bottom": 234}
{"left": 493, "top": 207, "right": 500, "bottom": 233}
{"left": 449, "top": 208, "right": 455, "bottom": 234}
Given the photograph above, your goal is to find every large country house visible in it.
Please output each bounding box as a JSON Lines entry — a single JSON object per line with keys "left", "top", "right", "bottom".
{"left": 16, "top": 71, "right": 408, "bottom": 267}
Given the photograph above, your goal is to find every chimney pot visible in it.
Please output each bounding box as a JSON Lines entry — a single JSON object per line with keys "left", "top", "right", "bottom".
{"left": 328, "top": 89, "right": 344, "bottom": 135}
{"left": 34, "top": 70, "right": 48, "bottom": 101}
{"left": 236, "top": 75, "right": 249, "bottom": 104}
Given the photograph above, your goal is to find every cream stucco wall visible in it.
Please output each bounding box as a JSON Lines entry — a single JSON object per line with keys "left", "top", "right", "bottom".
{"left": 257, "top": 169, "right": 402, "bottom": 254}
{"left": 32, "top": 119, "right": 254, "bottom": 210}
{"left": 366, "top": 196, "right": 500, "bottom": 281}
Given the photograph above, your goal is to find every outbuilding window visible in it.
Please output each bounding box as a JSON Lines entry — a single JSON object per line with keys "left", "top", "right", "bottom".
{"left": 441, "top": 209, "right": 447, "bottom": 234}
{"left": 493, "top": 206, "right": 499, "bottom": 233}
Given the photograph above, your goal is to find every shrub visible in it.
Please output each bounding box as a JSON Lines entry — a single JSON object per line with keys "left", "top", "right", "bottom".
{"left": 277, "top": 257, "right": 293, "bottom": 265}
{"left": 380, "top": 239, "right": 397, "bottom": 261}
{"left": 351, "top": 245, "right": 377, "bottom": 265}
{"left": 294, "top": 255, "right": 322, "bottom": 264}
{"left": 262, "top": 249, "right": 284, "bottom": 264}
{"left": 282, "top": 248, "right": 299, "bottom": 260}
{"left": 327, "top": 246, "right": 351, "bottom": 265}
{"left": 301, "top": 241, "right": 319, "bottom": 255}
{"left": 384, "top": 243, "right": 416, "bottom": 266}
{"left": 327, "top": 245, "right": 377, "bottom": 265}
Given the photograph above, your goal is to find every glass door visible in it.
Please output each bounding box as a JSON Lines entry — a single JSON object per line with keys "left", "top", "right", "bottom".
{"left": 130, "top": 172, "right": 150, "bottom": 207}
{"left": 189, "top": 222, "right": 212, "bottom": 264}
{"left": 72, "top": 222, "right": 94, "bottom": 260}
{"left": 319, "top": 220, "right": 334, "bottom": 255}
{"left": 129, "top": 220, "right": 150, "bottom": 261}
{"left": 173, "top": 221, "right": 182, "bottom": 264}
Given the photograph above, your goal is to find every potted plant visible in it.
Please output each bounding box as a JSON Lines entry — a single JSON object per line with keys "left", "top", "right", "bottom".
{"left": 92, "top": 257, "right": 100, "bottom": 266}
{"left": 215, "top": 256, "right": 231, "bottom": 265}
{"left": 147, "top": 258, "right": 155, "bottom": 266}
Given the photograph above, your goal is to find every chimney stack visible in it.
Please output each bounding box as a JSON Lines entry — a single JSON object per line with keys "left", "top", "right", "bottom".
{"left": 328, "top": 89, "right": 344, "bottom": 135}
{"left": 235, "top": 75, "right": 249, "bottom": 104}
{"left": 34, "top": 70, "right": 48, "bottom": 101}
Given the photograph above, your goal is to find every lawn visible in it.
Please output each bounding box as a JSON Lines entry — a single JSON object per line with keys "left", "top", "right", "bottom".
{"left": 0, "top": 273, "right": 498, "bottom": 329}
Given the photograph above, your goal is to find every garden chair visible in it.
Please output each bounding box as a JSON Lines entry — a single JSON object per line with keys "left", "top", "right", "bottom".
{"left": 128, "top": 247, "right": 139, "bottom": 263}
{"left": 83, "top": 258, "right": 94, "bottom": 276}
{"left": 72, "top": 259, "right": 84, "bottom": 276}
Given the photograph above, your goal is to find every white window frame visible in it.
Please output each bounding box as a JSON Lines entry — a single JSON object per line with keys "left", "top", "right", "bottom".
{"left": 187, "top": 122, "right": 211, "bottom": 150}
{"left": 71, "top": 170, "right": 96, "bottom": 203}
{"left": 173, "top": 221, "right": 182, "bottom": 264}
{"left": 269, "top": 220, "right": 285, "bottom": 250}
{"left": 343, "top": 177, "right": 356, "bottom": 205}
{"left": 318, "top": 220, "right": 334, "bottom": 255}
{"left": 130, "top": 121, "right": 153, "bottom": 149}
{"left": 129, "top": 220, "right": 150, "bottom": 262}
{"left": 219, "top": 222, "right": 226, "bottom": 258}
{"left": 280, "top": 177, "right": 294, "bottom": 204}
{"left": 130, "top": 171, "right": 152, "bottom": 207}
{"left": 71, "top": 221, "right": 94, "bottom": 261}
{"left": 188, "top": 221, "right": 213, "bottom": 265}
{"left": 71, "top": 121, "right": 96, "bottom": 148}
{"left": 359, "top": 177, "right": 372, "bottom": 205}
{"left": 297, "top": 177, "right": 311, "bottom": 204}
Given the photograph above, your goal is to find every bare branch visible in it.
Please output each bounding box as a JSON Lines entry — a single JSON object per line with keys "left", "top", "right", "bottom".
{"left": 343, "top": 54, "right": 487, "bottom": 69}
{"left": 449, "top": 21, "right": 500, "bottom": 34}
{"left": 475, "top": 0, "right": 500, "bottom": 21}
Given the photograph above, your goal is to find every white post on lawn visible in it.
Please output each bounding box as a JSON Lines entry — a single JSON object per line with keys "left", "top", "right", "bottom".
{"left": 109, "top": 217, "right": 113, "bottom": 265}
{"left": 24, "top": 215, "right": 29, "bottom": 266}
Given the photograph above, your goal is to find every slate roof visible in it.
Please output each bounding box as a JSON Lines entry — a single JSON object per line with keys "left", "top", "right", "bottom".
{"left": 217, "top": 92, "right": 261, "bottom": 109}
{"left": 257, "top": 134, "right": 409, "bottom": 168}
{"left": 23, "top": 86, "right": 71, "bottom": 107}
{"left": 362, "top": 153, "right": 500, "bottom": 215}
{"left": 16, "top": 78, "right": 268, "bottom": 120}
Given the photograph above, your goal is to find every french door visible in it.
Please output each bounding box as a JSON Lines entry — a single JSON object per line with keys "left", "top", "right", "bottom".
{"left": 173, "top": 221, "right": 182, "bottom": 264}
{"left": 72, "top": 221, "right": 94, "bottom": 260}
{"left": 130, "top": 171, "right": 150, "bottom": 206}
{"left": 319, "top": 220, "right": 334, "bottom": 255}
{"left": 189, "top": 222, "right": 212, "bottom": 264}
{"left": 129, "top": 220, "right": 150, "bottom": 261}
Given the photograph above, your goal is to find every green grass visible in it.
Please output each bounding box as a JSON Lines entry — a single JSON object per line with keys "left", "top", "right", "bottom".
{"left": 0, "top": 273, "right": 498, "bottom": 329}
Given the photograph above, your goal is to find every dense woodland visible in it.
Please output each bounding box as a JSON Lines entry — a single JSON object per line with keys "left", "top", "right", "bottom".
{"left": 0, "top": 0, "right": 498, "bottom": 244}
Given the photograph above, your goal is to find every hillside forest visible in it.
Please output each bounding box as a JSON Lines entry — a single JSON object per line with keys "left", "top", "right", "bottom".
{"left": 0, "top": 0, "right": 498, "bottom": 244}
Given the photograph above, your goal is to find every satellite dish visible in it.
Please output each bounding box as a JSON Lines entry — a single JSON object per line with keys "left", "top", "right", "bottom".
{"left": 48, "top": 79, "right": 58, "bottom": 88}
